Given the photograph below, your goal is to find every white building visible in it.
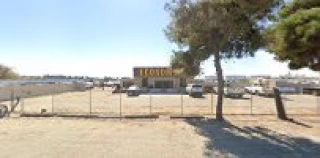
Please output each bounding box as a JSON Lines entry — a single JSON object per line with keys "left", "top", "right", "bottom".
{"left": 225, "top": 75, "right": 247, "bottom": 82}
{"left": 250, "top": 75, "right": 272, "bottom": 80}
{"left": 204, "top": 76, "right": 217, "bottom": 83}
{"left": 133, "top": 67, "right": 191, "bottom": 93}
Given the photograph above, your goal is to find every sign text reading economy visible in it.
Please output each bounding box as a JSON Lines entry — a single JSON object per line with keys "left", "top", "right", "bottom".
{"left": 134, "top": 68, "right": 176, "bottom": 77}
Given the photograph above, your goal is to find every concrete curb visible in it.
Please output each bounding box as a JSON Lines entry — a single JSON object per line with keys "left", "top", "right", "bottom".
{"left": 20, "top": 113, "right": 55, "bottom": 117}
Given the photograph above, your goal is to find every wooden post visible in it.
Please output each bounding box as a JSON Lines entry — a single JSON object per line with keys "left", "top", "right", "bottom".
{"left": 273, "top": 88, "right": 288, "bottom": 120}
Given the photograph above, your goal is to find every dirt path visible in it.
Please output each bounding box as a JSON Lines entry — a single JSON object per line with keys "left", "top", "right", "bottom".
{"left": 0, "top": 116, "right": 319, "bottom": 158}
{"left": 0, "top": 118, "right": 205, "bottom": 158}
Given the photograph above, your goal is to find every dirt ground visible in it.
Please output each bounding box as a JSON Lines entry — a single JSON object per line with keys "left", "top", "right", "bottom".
{"left": 0, "top": 116, "right": 319, "bottom": 158}
{"left": 12, "top": 87, "right": 320, "bottom": 116}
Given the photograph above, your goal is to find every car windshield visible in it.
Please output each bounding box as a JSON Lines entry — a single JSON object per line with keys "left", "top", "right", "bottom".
{"left": 192, "top": 85, "right": 202, "bottom": 88}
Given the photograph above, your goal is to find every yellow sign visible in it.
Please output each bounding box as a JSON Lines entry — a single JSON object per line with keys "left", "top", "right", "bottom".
{"left": 134, "top": 68, "right": 176, "bottom": 77}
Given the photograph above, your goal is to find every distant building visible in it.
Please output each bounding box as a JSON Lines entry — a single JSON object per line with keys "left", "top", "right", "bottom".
{"left": 204, "top": 76, "right": 217, "bottom": 83}
{"left": 249, "top": 75, "right": 271, "bottom": 80}
{"left": 43, "top": 75, "right": 68, "bottom": 80}
{"left": 205, "top": 75, "right": 248, "bottom": 83}
{"left": 203, "top": 75, "right": 248, "bottom": 87}
{"left": 133, "top": 67, "right": 191, "bottom": 93}
{"left": 225, "top": 75, "right": 247, "bottom": 82}
{"left": 190, "top": 79, "right": 205, "bottom": 84}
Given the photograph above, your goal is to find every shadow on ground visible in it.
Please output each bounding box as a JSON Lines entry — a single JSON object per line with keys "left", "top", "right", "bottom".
{"left": 227, "top": 97, "right": 250, "bottom": 100}
{"left": 186, "top": 119, "right": 320, "bottom": 158}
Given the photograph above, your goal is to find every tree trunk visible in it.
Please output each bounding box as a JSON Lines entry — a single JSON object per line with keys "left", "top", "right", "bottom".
{"left": 214, "top": 53, "right": 224, "bottom": 121}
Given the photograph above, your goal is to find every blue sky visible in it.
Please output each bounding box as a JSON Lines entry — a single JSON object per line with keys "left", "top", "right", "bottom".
{"left": 0, "top": 0, "right": 318, "bottom": 78}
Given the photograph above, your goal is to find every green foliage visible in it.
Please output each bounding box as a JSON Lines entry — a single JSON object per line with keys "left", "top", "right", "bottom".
{"left": 266, "top": 0, "right": 320, "bottom": 70}
{"left": 166, "top": 0, "right": 282, "bottom": 73}
{"left": 280, "top": 0, "right": 320, "bottom": 18}
{"left": 0, "top": 64, "right": 19, "bottom": 79}
{"left": 166, "top": 0, "right": 281, "bottom": 120}
{"left": 170, "top": 50, "right": 203, "bottom": 77}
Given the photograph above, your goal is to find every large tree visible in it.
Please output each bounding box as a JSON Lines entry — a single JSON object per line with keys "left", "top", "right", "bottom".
{"left": 266, "top": 0, "right": 320, "bottom": 70}
{"left": 165, "top": 0, "right": 282, "bottom": 120}
{"left": 170, "top": 50, "right": 205, "bottom": 77}
{"left": 0, "top": 64, "right": 19, "bottom": 79}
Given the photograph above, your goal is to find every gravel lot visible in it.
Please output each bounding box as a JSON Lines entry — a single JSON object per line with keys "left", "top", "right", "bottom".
{"left": 16, "top": 88, "right": 319, "bottom": 116}
{"left": 0, "top": 116, "right": 319, "bottom": 158}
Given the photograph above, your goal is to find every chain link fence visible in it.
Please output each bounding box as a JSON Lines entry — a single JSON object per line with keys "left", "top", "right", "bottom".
{"left": 1, "top": 83, "right": 320, "bottom": 117}
{"left": 282, "top": 93, "right": 318, "bottom": 115}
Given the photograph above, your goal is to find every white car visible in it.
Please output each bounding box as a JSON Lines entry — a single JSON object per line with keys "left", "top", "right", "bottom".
{"left": 257, "top": 88, "right": 274, "bottom": 97}
{"left": 245, "top": 84, "right": 274, "bottom": 97}
{"left": 245, "top": 83, "right": 263, "bottom": 94}
{"left": 126, "top": 85, "right": 141, "bottom": 96}
{"left": 224, "top": 86, "right": 245, "bottom": 98}
{"left": 84, "top": 82, "right": 94, "bottom": 89}
{"left": 186, "top": 84, "right": 203, "bottom": 97}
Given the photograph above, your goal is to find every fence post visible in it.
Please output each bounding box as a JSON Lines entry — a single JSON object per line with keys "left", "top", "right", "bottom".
{"left": 210, "top": 87, "right": 213, "bottom": 115}
{"left": 119, "top": 92, "right": 122, "bottom": 118}
{"left": 20, "top": 97, "right": 24, "bottom": 114}
{"left": 52, "top": 83, "right": 55, "bottom": 114}
{"left": 10, "top": 84, "right": 14, "bottom": 110}
{"left": 149, "top": 91, "right": 152, "bottom": 114}
{"left": 89, "top": 88, "right": 92, "bottom": 114}
{"left": 250, "top": 92, "right": 253, "bottom": 115}
{"left": 317, "top": 95, "right": 319, "bottom": 115}
{"left": 181, "top": 90, "right": 183, "bottom": 115}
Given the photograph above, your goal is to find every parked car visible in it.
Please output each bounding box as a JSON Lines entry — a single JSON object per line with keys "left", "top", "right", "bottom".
{"left": 126, "top": 85, "right": 141, "bottom": 96}
{"left": 224, "top": 83, "right": 245, "bottom": 98}
{"left": 84, "top": 81, "right": 94, "bottom": 90}
{"left": 186, "top": 84, "right": 203, "bottom": 97}
{"left": 112, "top": 84, "right": 126, "bottom": 93}
{"left": 245, "top": 78, "right": 275, "bottom": 97}
{"left": 204, "top": 86, "right": 215, "bottom": 93}
{"left": 245, "top": 83, "right": 262, "bottom": 94}
{"left": 245, "top": 83, "right": 274, "bottom": 97}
